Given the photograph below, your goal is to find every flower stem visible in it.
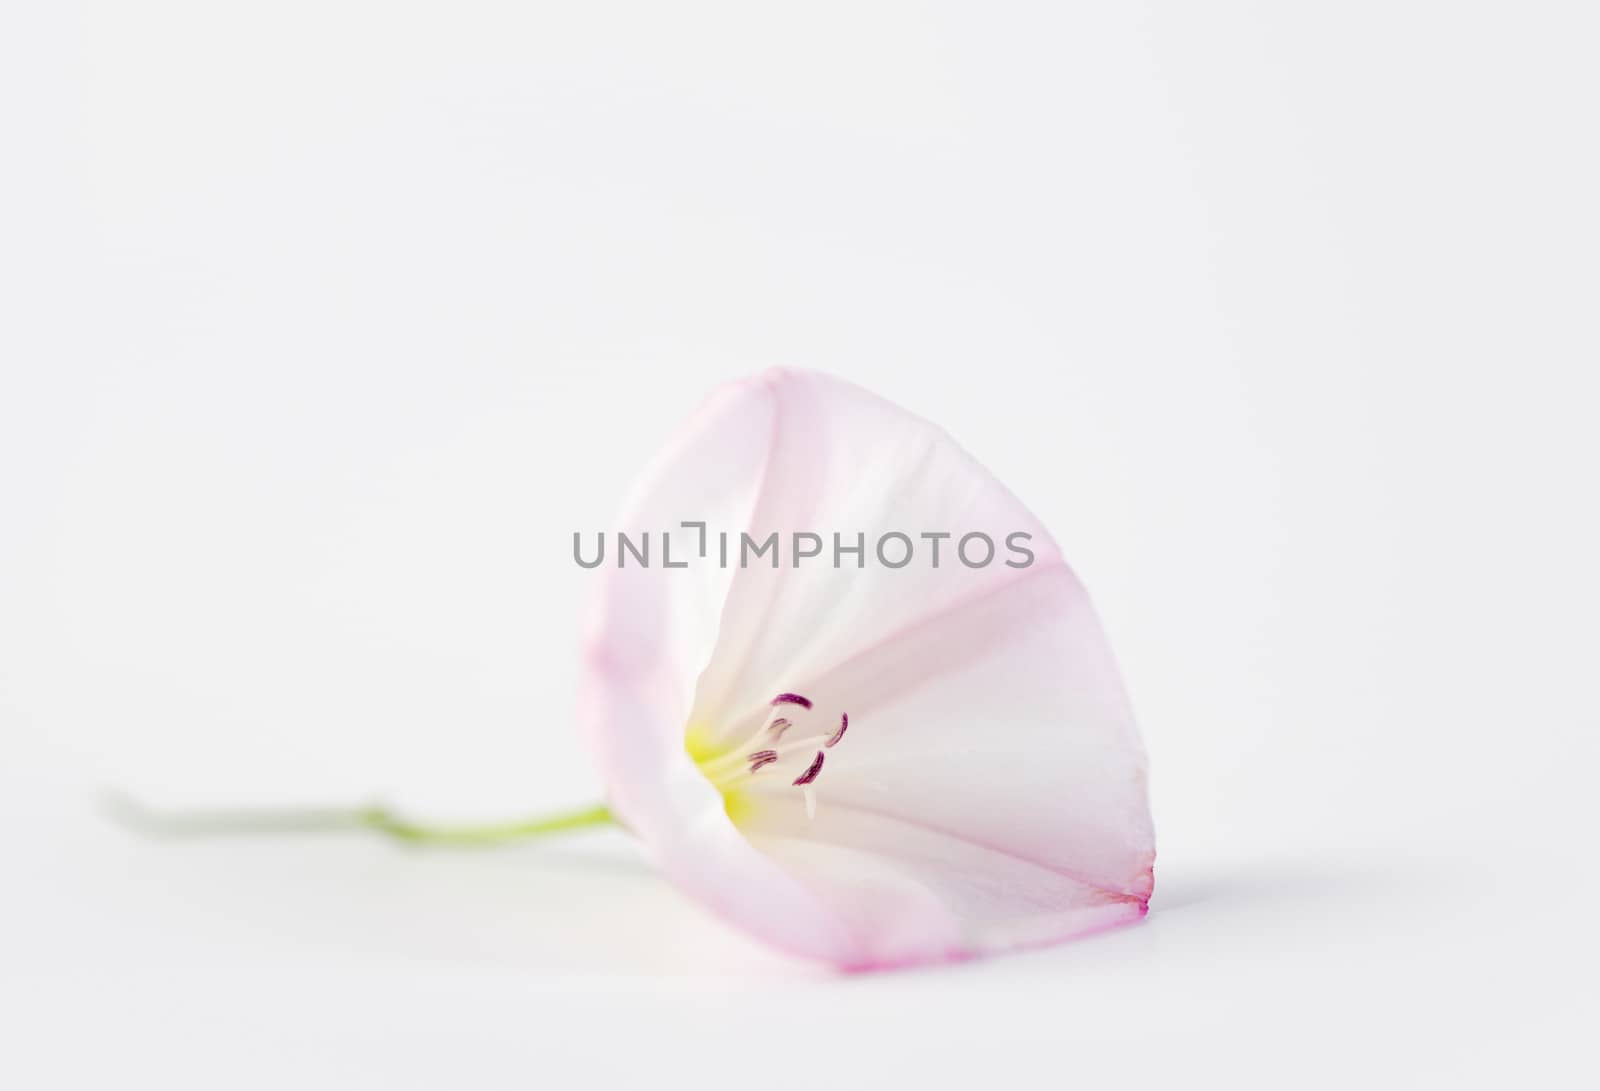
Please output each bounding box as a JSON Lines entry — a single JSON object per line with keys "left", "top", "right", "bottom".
{"left": 103, "top": 791, "right": 615, "bottom": 847}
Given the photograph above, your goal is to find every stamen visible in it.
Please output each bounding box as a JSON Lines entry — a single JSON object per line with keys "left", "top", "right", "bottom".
{"left": 771, "top": 692, "right": 813, "bottom": 710}
{"left": 804, "top": 787, "right": 817, "bottom": 820}
{"left": 768, "top": 717, "right": 792, "bottom": 741}
{"left": 792, "top": 750, "right": 825, "bottom": 786}
{"left": 747, "top": 749, "right": 779, "bottom": 772}
{"left": 826, "top": 712, "right": 848, "bottom": 748}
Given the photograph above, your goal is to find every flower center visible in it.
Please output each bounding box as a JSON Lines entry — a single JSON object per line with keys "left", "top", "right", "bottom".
{"left": 688, "top": 692, "right": 850, "bottom": 821}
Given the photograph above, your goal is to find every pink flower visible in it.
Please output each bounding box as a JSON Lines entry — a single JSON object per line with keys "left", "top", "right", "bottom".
{"left": 578, "top": 370, "right": 1154, "bottom": 970}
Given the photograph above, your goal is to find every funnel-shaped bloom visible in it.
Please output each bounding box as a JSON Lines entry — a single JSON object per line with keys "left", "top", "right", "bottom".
{"left": 579, "top": 370, "right": 1154, "bottom": 970}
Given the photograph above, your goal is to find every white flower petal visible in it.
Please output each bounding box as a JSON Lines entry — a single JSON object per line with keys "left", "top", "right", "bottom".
{"left": 580, "top": 369, "right": 1154, "bottom": 968}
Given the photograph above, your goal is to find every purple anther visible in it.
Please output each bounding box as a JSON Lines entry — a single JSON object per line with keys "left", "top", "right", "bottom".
{"left": 826, "top": 712, "right": 848, "bottom": 748}
{"left": 792, "top": 750, "right": 825, "bottom": 786}
{"left": 768, "top": 717, "right": 792, "bottom": 741}
{"left": 771, "top": 693, "right": 813, "bottom": 710}
{"left": 747, "top": 749, "right": 779, "bottom": 772}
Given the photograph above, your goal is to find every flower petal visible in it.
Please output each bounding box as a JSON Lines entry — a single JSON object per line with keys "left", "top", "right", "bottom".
{"left": 684, "top": 372, "right": 1065, "bottom": 746}
{"left": 733, "top": 563, "right": 1154, "bottom": 965}
{"left": 579, "top": 369, "right": 1153, "bottom": 968}
{"left": 578, "top": 377, "right": 864, "bottom": 962}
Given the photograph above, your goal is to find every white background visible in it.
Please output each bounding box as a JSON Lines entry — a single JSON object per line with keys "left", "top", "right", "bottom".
{"left": 3, "top": 2, "right": 1597, "bottom": 1087}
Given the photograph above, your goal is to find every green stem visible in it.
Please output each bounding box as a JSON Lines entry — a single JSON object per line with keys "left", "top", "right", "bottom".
{"left": 103, "top": 791, "right": 615, "bottom": 847}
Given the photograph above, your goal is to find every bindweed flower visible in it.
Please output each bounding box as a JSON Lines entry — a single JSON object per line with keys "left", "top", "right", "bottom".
{"left": 579, "top": 370, "right": 1154, "bottom": 970}
{"left": 112, "top": 368, "right": 1153, "bottom": 974}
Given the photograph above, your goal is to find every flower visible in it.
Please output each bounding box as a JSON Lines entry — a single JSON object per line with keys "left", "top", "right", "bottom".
{"left": 578, "top": 370, "right": 1154, "bottom": 970}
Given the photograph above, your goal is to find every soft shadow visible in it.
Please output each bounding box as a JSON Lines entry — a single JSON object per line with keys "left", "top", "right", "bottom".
{"left": 1152, "top": 858, "right": 1409, "bottom": 913}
